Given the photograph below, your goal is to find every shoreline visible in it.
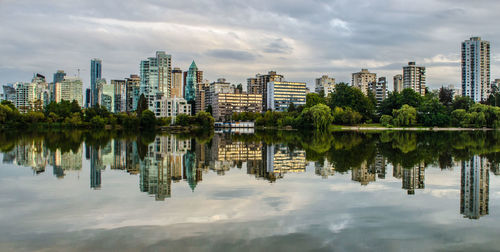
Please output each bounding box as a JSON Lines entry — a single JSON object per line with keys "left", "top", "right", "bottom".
{"left": 338, "top": 126, "right": 496, "bottom": 131}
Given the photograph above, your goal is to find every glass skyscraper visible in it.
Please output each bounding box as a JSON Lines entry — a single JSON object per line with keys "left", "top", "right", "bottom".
{"left": 140, "top": 51, "right": 172, "bottom": 107}
{"left": 90, "top": 58, "right": 102, "bottom": 107}
{"left": 184, "top": 61, "right": 198, "bottom": 102}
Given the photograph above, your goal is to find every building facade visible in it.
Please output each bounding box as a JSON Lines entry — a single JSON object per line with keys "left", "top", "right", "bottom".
{"left": 315, "top": 75, "right": 336, "bottom": 96}
{"left": 152, "top": 96, "right": 191, "bottom": 119}
{"left": 111, "top": 80, "right": 126, "bottom": 113}
{"left": 212, "top": 92, "right": 262, "bottom": 121}
{"left": 393, "top": 74, "right": 403, "bottom": 93}
{"left": 55, "top": 77, "right": 83, "bottom": 107}
{"left": 462, "top": 37, "right": 491, "bottom": 102}
{"left": 171, "top": 67, "right": 183, "bottom": 98}
{"left": 248, "top": 71, "right": 284, "bottom": 110}
{"left": 90, "top": 59, "right": 102, "bottom": 106}
{"left": 369, "top": 77, "right": 387, "bottom": 104}
{"left": 352, "top": 69, "right": 376, "bottom": 95}
{"left": 184, "top": 61, "right": 202, "bottom": 103}
{"left": 267, "top": 81, "right": 306, "bottom": 111}
{"left": 140, "top": 51, "right": 172, "bottom": 108}
{"left": 403, "top": 62, "right": 426, "bottom": 95}
{"left": 125, "top": 74, "right": 141, "bottom": 112}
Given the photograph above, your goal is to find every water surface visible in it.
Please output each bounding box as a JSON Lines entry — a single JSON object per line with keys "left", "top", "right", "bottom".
{"left": 1, "top": 130, "right": 499, "bottom": 251}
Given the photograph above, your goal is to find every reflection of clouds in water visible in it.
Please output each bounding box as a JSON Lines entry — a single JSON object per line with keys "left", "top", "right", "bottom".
{"left": 423, "top": 189, "right": 459, "bottom": 198}
{"left": 328, "top": 215, "right": 350, "bottom": 234}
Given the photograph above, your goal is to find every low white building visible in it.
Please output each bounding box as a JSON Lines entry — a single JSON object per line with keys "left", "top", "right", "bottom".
{"left": 152, "top": 95, "right": 191, "bottom": 119}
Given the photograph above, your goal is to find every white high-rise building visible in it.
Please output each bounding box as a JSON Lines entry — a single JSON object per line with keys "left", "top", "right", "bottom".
{"left": 403, "top": 62, "right": 426, "bottom": 95}
{"left": 140, "top": 51, "right": 172, "bottom": 108}
{"left": 315, "top": 75, "right": 336, "bottom": 96}
{"left": 462, "top": 37, "right": 491, "bottom": 102}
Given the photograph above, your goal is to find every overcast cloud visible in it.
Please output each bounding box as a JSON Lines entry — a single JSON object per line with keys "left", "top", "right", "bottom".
{"left": 0, "top": 0, "right": 499, "bottom": 91}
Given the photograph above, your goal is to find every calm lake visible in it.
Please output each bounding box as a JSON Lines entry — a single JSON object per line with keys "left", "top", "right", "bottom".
{"left": 1, "top": 130, "right": 500, "bottom": 251}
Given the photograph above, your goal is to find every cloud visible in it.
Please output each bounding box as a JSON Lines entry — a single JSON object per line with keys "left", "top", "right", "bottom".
{"left": 205, "top": 49, "right": 257, "bottom": 61}
{"left": 1, "top": 0, "right": 500, "bottom": 90}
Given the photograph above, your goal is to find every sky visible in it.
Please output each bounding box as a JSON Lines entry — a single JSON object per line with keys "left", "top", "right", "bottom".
{"left": 0, "top": 0, "right": 499, "bottom": 91}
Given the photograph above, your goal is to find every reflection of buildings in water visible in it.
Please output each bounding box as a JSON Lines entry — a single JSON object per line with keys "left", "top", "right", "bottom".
{"left": 351, "top": 154, "right": 387, "bottom": 185}
{"left": 9, "top": 141, "right": 49, "bottom": 174}
{"left": 461, "top": 156, "right": 489, "bottom": 219}
{"left": 374, "top": 154, "right": 386, "bottom": 179}
{"left": 139, "top": 135, "right": 192, "bottom": 200}
{"left": 315, "top": 160, "right": 335, "bottom": 178}
{"left": 89, "top": 146, "right": 104, "bottom": 190}
{"left": 183, "top": 151, "right": 201, "bottom": 191}
{"left": 393, "top": 164, "right": 402, "bottom": 179}
{"left": 50, "top": 147, "right": 82, "bottom": 178}
{"left": 402, "top": 163, "right": 425, "bottom": 195}
{"left": 266, "top": 145, "right": 306, "bottom": 175}
{"left": 351, "top": 161, "right": 376, "bottom": 186}
{"left": 209, "top": 135, "right": 263, "bottom": 175}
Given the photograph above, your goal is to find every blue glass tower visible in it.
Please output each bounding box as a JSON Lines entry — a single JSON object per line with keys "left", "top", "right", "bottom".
{"left": 90, "top": 58, "right": 102, "bottom": 107}
{"left": 184, "top": 61, "right": 198, "bottom": 102}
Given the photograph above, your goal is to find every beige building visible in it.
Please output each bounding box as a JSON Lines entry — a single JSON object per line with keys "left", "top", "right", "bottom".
{"left": 393, "top": 74, "right": 403, "bottom": 93}
{"left": 171, "top": 67, "right": 183, "bottom": 98}
{"left": 55, "top": 77, "right": 83, "bottom": 107}
{"left": 403, "top": 62, "right": 426, "bottom": 95}
{"left": 352, "top": 69, "right": 376, "bottom": 95}
{"left": 195, "top": 80, "right": 210, "bottom": 114}
{"left": 212, "top": 92, "right": 262, "bottom": 121}
{"left": 315, "top": 75, "right": 336, "bottom": 96}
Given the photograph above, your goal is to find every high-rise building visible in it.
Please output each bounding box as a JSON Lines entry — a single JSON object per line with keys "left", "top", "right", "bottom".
{"left": 369, "top": 77, "right": 387, "bottom": 104}
{"left": 212, "top": 92, "right": 263, "bottom": 121}
{"left": 267, "top": 81, "right": 306, "bottom": 111}
{"left": 111, "top": 80, "right": 126, "bottom": 113}
{"left": 206, "top": 78, "right": 234, "bottom": 109}
{"left": 90, "top": 58, "right": 102, "bottom": 106}
{"left": 184, "top": 61, "right": 202, "bottom": 103}
{"left": 98, "top": 82, "right": 115, "bottom": 113}
{"left": 315, "top": 75, "right": 336, "bottom": 96}
{"left": 352, "top": 69, "right": 376, "bottom": 95}
{"left": 125, "top": 74, "right": 140, "bottom": 112}
{"left": 171, "top": 67, "right": 183, "bottom": 98}
{"left": 492, "top": 79, "right": 500, "bottom": 91}
{"left": 247, "top": 71, "right": 284, "bottom": 111}
{"left": 195, "top": 80, "right": 210, "bottom": 114}
{"left": 462, "top": 37, "right": 491, "bottom": 102}
{"left": 53, "top": 70, "right": 66, "bottom": 85}
{"left": 393, "top": 74, "right": 403, "bottom": 93}
{"left": 85, "top": 88, "right": 91, "bottom": 108}
{"left": 140, "top": 51, "right": 172, "bottom": 107}
{"left": 461, "top": 156, "right": 489, "bottom": 219}
{"left": 2, "top": 84, "right": 16, "bottom": 104}
{"left": 15, "top": 82, "right": 36, "bottom": 112}
{"left": 55, "top": 77, "right": 83, "bottom": 107}
{"left": 247, "top": 77, "right": 258, "bottom": 94}
{"left": 403, "top": 62, "right": 426, "bottom": 95}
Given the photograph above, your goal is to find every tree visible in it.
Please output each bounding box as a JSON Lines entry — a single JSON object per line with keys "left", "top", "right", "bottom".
{"left": 327, "top": 83, "right": 375, "bottom": 121}
{"left": 195, "top": 111, "right": 215, "bottom": 128}
{"left": 301, "top": 104, "right": 332, "bottom": 130}
{"left": 306, "top": 93, "right": 324, "bottom": 108}
{"left": 439, "top": 87, "right": 453, "bottom": 106}
{"left": 380, "top": 115, "right": 393, "bottom": 126}
{"left": 418, "top": 97, "right": 450, "bottom": 126}
{"left": 140, "top": 110, "right": 156, "bottom": 128}
{"left": 452, "top": 96, "right": 474, "bottom": 111}
{"left": 393, "top": 104, "right": 417, "bottom": 126}
{"left": 288, "top": 102, "right": 296, "bottom": 112}
{"left": 175, "top": 114, "right": 190, "bottom": 126}
{"left": 136, "top": 94, "right": 148, "bottom": 116}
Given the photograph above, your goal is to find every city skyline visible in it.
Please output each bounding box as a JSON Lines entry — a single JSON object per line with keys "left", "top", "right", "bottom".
{"left": 0, "top": 1, "right": 499, "bottom": 91}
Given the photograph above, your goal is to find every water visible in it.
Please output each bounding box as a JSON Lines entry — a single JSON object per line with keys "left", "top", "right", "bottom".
{"left": 1, "top": 130, "right": 500, "bottom": 251}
